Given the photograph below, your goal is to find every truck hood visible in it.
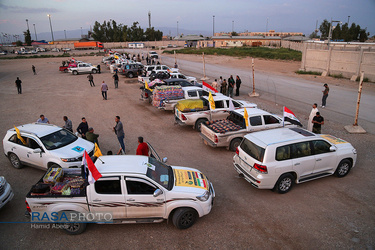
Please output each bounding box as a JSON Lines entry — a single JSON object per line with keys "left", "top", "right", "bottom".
{"left": 170, "top": 166, "right": 210, "bottom": 194}
{"left": 49, "top": 138, "right": 94, "bottom": 159}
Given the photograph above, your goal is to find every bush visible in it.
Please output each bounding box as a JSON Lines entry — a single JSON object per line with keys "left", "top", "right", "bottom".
{"left": 295, "top": 70, "right": 321, "bottom": 75}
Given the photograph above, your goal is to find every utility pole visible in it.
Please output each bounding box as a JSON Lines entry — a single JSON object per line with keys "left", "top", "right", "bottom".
{"left": 347, "top": 16, "right": 350, "bottom": 24}
{"left": 177, "top": 21, "right": 179, "bottom": 37}
{"left": 47, "top": 14, "right": 54, "bottom": 43}
{"left": 232, "top": 20, "right": 234, "bottom": 33}
{"left": 213, "top": 15, "right": 215, "bottom": 37}
{"left": 33, "top": 24, "right": 37, "bottom": 40}
{"left": 148, "top": 11, "right": 151, "bottom": 29}
{"left": 25, "top": 19, "right": 30, "bottom": 31}
{"left": 64, "top": 30, "right": 67, "bottom": 40}
{"left": 266, "top": 17, "right": 269, "bottom": 33}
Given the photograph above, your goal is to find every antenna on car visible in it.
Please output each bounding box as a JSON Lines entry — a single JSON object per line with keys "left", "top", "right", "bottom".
{"left": 96, "top": 157, "right": 105, "bottom": 164}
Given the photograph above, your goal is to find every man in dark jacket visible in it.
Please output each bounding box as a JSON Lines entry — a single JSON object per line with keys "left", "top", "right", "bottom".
{"left": 77, "top": 117, "right": 89, "bottom": 139}
{"left": 227, "top": 75, "right": 235, "bottom": 97}
{"left": 235, "top": 75, "right": 242, "bottom": 96}
{"left": 86, "top": 127, "right": 99, "bottom": 146}
{"left": 15, "top": 77, "right": 22, "bottom": 94}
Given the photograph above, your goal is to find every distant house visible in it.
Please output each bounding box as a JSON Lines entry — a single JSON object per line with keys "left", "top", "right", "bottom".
{"left": 198, "top": 36, "right": 282, "bottom": 48}
{"left": 128, "top": 42, "right": 145, "bottom": 48}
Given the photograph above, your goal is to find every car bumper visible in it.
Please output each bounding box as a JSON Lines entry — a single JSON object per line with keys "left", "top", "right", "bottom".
{"left": 0, "top": 183, "right": 14, "bottom": 209}
{"left": 174, "top": 116, "right": 187, "bottom": 126}
{"left": 199, "top": 133, "right": 218, "bottom": 148}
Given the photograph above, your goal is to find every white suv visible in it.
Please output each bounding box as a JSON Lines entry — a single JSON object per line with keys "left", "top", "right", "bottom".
{"left": 3, "top": 123, "right": 94, "bottom": 170}
{"left": 233, "top": 127, "right": 357, "bottom": 193}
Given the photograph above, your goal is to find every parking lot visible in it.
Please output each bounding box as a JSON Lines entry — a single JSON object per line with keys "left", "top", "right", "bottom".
{"left": 0, "top": 55, "right": 374, "bottom": 249}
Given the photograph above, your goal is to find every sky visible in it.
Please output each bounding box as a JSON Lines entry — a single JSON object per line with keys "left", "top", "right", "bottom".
{"left": 0, "top": 0, "right": 374, "bottom": 40}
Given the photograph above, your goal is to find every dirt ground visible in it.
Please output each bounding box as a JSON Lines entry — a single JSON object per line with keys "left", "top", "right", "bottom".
{"left": 0, "top": 54, "right": 374, "bottom": 249}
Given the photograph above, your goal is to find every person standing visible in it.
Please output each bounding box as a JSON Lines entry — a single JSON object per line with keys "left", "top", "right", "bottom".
{"left": 87, "top": 73, "right": 95, "bottom": 87}
{"left": 212, "top": 79, "right": 218, "bottom": 92}
{"left": 221, "top": 79, "right": 227, "bottom": 95}
{"left": 15, "top": 77, "right": 22, "bottom": 94}
{"left": 37, "top": 114, "right": 50, "bottom": 124}
{"left": 63, "top": 116, "right": 73, "bottom": 132}
{"left": 218, "top": 76, "right": 223, "bottom": 93}
{"left": 136, "top": 137, "right": 149, "bottom": 156}
{"left": 307, "top": 103, "right": 319, "bottom": 132}
{"left": 101, "top": 81, "right": 108, "bottom": 100}
{"left": 77, "top": 117, "right": 89, "bottom": 139}
{"left": 113, "top": 73, "right": 119, "bottom": 89}
{"left": 322, "top": 83, "right": 329, "bottom": 108}
{"left": 235, "top": 75, "right": 242, "bottom": 96}
{"left": 97, "top": 64, "right": 101, "bottom": 74}
{"left": 227, "top": 75, "right": 235, "bottom": 97}
{"left": 312, "top": 112, "right": 324, "bottom": 134}
{"left": 85, "top": 127, "right": 99, "bottom": 146}
{"left": 113, "top": 116, "right": 125, "bottom": 154}
{"left": 32, "top": 65, "right": 36, "bottom": 75}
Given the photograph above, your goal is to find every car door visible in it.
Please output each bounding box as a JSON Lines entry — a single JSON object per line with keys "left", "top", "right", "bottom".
{"left": 124, "top": 177, "right": 166, "bottom": 218}
{"left": 88, "top": 176, "right": 127, "bottom": 219}
{"left": 24, "top": 137, "right": 45, "bottom": 167}
{"left": 7, "top": 133, "right": 31, "bottom": 165}
{"left": 291, "top": 141, "right": 315, "bottom": 179}
{"left": 248, "top": 115, "right": 264, "bottom": 132}
{"left": 212, "top": 100, "right": 229, "bottom": 120}
{"left": 263, "top": 115, "right": 282, "bottom": 129}
{"left": 311, "top": 140, "right": 337, "bottom": 174}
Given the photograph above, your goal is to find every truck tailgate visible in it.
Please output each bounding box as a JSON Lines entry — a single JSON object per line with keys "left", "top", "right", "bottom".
{"left": 201, "top": 124, "right": 216, "bottom": 143}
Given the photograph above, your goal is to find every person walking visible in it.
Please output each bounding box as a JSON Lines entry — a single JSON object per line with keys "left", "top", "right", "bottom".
{"left": 322, "top": 84, "right": 329, "bottom": 108}
{"left": 37, "top": 114, "right": 50, "bottom": 124}
{"left": 97, "top": 64, "right": 101, "bottom": 74}
{"left": 235, "top": 75, "right": 242, "bottom": 96}
{"left": 113, "top": 116, "right": 125, "bottom": 154}
{"left": 77, "top": 117, "right": 89, "bottom": 139}
{"left": 113, "top": 73, "right": 119, "bottom": 89}
{"left": 307, "top": 103, "right": 319, "bottom": 132}
{"left": 221, "top": 79, "right": 227, "bottom": 95}
{"left": 85, "top": 127, "right": 99, "bottom": 146}
{"left": 136, "top": 137, "right": 149, "bottom": 156}
{"left": 15, "top": 77, "right": 22, "bottom": 94}
{"left": 312, "top": 112, "right": 324, "bottom": 134}
{"left": 87, "top": 73, "right": 95, "bottom": 87}
{"left": 101, "top": 81, "right": 108, "bottom": 100}
{"left": 212, "top": 79, "right": 218, "bottom": 92}
{"left": 227, "top": 75, "right": 235, "bottom": 97}
{"left": 32, "top": 65, "right": 36, "bottom": 75}
{"left": 63, "top": 116, "right": 73, "bottom": 132}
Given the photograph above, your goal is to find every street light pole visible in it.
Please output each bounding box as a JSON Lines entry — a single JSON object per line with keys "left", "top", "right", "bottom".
{"left": 177, "top": 21, "right": 179, "bottom": 37}
{"left": 232, "top": 20, "right": 234, "bottom": 33}
{"left": 81, "top": 27, "right": 83, "bottom": 36}
{"left": 33, "top": 24, "right": 38, "bottom": 40}
{"left": 347, "top": 16, "right": 350, "bottom": 25}
{"left": 25, "top": 19, "right": 30, "bottom": 31}
{"left": 213, "top": 15, "right": 215, "bottom": 37}
{"left": 47, "top": 14, "right": 54, "bottom": 43}
{"left": 64, "top": 30, "right": 67, "bottom": 40}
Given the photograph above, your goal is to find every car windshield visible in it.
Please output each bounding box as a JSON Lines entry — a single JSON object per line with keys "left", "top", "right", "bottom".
{"left": 40, "top": 129, "right": 78, "bottom": 150}
{"left": 146, "top": 157, "right": 173, "bottom": 190}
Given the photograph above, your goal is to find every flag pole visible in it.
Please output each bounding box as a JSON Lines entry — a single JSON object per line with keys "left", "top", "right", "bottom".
{"left": 282, "top": 106, "right": 285, "bottom": 127}
{"left": 249, "top": 58, "right": 259, "bottom": 97}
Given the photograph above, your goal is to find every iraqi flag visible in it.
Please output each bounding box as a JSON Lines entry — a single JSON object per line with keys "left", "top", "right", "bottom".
{"left": 283, "top": 106, "right": 303, "bottom": 127}
{"left": 82, "top": 150, "right": 102, "bottom": 184}
{"left": 202, "top": 81, "right": 218, "bottom": 93}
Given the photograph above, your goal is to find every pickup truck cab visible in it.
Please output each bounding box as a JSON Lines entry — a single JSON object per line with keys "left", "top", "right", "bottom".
{"left": 175, "top": 95, "right": 257, "bottom": 131}
{"left": 26, "top": 153, "right": 215, "bottom": 234}
{"left": 3, "top": 123, "right": 94, "bottom": 170}
{"left": 200, "top": 108, "right": 293, "bottom": 151}
{"left": 69, "top": 63, "right": 98, "bottom": 75}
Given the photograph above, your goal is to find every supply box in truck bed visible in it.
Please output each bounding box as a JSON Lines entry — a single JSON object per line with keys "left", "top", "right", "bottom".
{"left": 175, "top": 99, "right": 208, "bottom": 112}
{"left": 152, "top": 86, "right": 184, "bottom": 108}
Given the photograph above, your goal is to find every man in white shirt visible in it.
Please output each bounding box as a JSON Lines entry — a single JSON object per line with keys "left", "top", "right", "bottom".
{"left": 37, "top": 114, "right": 49, "bottom": 124}
{"left": 307, "top": 103, "right": 318, "bottom": 132}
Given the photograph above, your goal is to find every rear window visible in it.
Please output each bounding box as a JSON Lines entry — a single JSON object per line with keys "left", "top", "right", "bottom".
{"left": 240, "top": 139, "right": 265, "bottom": 162}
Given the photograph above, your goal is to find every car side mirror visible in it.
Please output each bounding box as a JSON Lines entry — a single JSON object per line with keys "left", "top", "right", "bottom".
{"left": 33, "top": 148, "right": 42, "bottom": 154}
{"left": 162, "top": 157, "right": 168, "bottom": 163}
{"left": 153, "top": 189, "right": 163, "bottom": 197}
{"left": 330, "top": 146, "right": 336, "bottom": 152}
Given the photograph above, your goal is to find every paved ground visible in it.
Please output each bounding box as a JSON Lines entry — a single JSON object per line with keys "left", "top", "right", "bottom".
{"left": 0, "top": 54, "right": 374, "bottom": 249}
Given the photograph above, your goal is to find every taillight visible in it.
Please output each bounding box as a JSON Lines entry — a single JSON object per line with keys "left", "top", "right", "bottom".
{"left": 145, "top": 93, "right": 149, "bottom": 98}
{"left": 254, "top": 163, "right": 267, "bottom": 173}
{"left": 181, "top": 114, "right": 187, "bottom": 121}
{"left": 214, "top": 135, "right": 218, "bottom": 143}
{"left": 235, "top": 147, "right": 239, "bottom": 155}
{"left": 25, "top": 200, "right": 31, "bottom": 213}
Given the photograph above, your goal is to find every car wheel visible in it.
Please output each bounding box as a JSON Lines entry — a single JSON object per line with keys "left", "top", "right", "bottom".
{"left": 92, "top": 69, "right": 97, "bottom": 74}
{"left": 274, "top": 173, "right": 294, "bottom": 194}
{"left": 62, "top": 222, "right": 87, "bottom": 235}
{"left": 335, "top": 159, "right": 352, "bottom": 177}
{"left": 50, "top": 164, "right": 61, "bottom": 169}
{"left": 128, "top": 72, "right": 134, "bottom": 78}
{"left": 73, "top": 71, "right": 78, "bottom": 75}
{"left": 172, "top": 208, "right": 198, "bottom": 229}
{"left": 195, "top": 119, "right": 208, "bottom": 132}
{"left": 64, "top": 69, "right": 68, "bottom": 73}
{"left": 230, "top": 138, "right": 242, "bottom": 152}
{"left": 8, "top": 153, "right": 23, "bottom": 169}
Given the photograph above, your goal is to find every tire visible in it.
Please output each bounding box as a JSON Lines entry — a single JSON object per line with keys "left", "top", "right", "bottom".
{"left": 172, "top": 208, "right": 198, "bottom": 229}
{"left": 8, "top": 153, "right": 23, "bottom": 169}
{"left": 195, "top": 119, "right": 208, "bottom": 132}
{"left": 274, "top": 173, "right": 295, "bottom": 194}
{"left": 335, "top": 159, "right": 352, "bottom": 177}
{"left": 62, "top": 222, "right": 87, "bottom": 235}
{"left": 230, "top": 138, "right": 242, "bottom": 152}
{"left": 64, "top": 69, "right": 68, "bottom": 73}
{"left": 72, "top": 71, "right": 78, "bottom": 75}
{"left": 50, "top": 164, "right": 61, "bottom": 168}
{"left": 92, "top": 69, "right": 97, "bottom": 74}
{"left": 128, "top": 72, "right": 134, "bottom": 78}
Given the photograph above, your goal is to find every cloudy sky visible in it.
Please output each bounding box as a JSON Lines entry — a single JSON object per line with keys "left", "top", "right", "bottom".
{"left": 0, "top": 0, "right": 374, "bottom": 39}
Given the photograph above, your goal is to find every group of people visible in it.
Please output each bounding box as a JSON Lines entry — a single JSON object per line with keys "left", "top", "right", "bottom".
{"left": 36, "top": 114, "right": 149, "bottom": 156}
{"left": 211, "top": 75, "right": 242, "bottom": 97}
{"left": 306, "top": 83, "right": 330, "bottom": 134}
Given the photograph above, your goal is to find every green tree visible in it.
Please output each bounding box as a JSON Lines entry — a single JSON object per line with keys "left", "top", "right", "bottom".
{"left": 309, "top": 31, "right": 319, "bottom": 39}
{"left": 231, "top": 31, "right": 239, "bottom": 36}
{"left": 129, "top": 22, "right": 144, "bottom": 41}
{"left": 16, "top": 40, "right": 23, "bottom": 46}
{"left": 92, "top": 21, "right": 105, "bottom": 42}
{"left": 319, "top": 19, "right": 330, "bottom": 39}
{"left": 23, "top": 30, "right": 31, "bottom": 46}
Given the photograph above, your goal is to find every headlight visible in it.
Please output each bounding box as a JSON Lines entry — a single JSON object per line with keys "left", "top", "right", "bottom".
{"left": 61, "top": 157, "right": 79, "bottom": 162}
{"left": 0, "top": 176, "right": 6, "bottom": 186}
{"left": 196, "top": 191, "right": 210, "bottom": 202}
{"left": 352, "top": 148, "right": 357, "bottom": 154}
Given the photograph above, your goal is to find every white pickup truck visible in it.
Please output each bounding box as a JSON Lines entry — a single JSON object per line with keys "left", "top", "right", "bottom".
{"left": 170, "top": 72, "right": 197, "bottom": 84}
{"left": 69, "top": 63, "right": 98, "bottom": 75}
{"left": 200, "top": 108, "right": 294, "bottom": 151}
{"left": 174, "top": 95, "right": 257, "bottom": 131}
{"left": 25, "top": 153, "right": 215, "bottom": 235}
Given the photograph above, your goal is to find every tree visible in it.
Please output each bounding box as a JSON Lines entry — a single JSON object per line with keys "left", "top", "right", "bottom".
{"left": 23, "top": 30, "right": 31, "bottom": 46}
{"left": 309, "top": 31, "right": 319, "bottom": 39}
{"left": 231, "top": 31, "right": 239, "bottom": 36}
{"left": 319, "top": 19, "right": 330, "bottom": 39}
{"left": 317, "top": 19, "right": 369, "bottom": 42}
{"left": 16, "top": 40, "right": 23, "bottom": 46}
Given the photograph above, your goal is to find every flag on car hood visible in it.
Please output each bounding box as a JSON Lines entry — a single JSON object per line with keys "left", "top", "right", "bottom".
{"left": 283, "top": 106, "right": 302, "bottom": 127}
{"left": 208, "top": 91, "right": 215, "bottom": 110}
{"left": 82, "top": 150, "right": 102, "bottom": 184}
{"left": 202, "top": 81, "right": 218, "bottom": 93}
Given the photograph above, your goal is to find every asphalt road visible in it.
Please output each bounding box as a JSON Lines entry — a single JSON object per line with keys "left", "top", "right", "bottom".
{"left": 0, "top": 54, "right": 374, "bottom": 249}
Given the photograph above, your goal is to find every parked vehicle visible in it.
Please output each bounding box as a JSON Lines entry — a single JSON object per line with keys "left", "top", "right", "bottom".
{"left": 170, "top": 72, "right": 197, "bottom": 84}
{"left": 26, "top": 150, "right": 215, "bottom": 234}
{"left": 0, "top": 176, "right": 14, "bottom": 209}
{"left": 174, "top": 95, "right": 257, "bottom": 131}
{"left": 62, "top": 48, "right": 71, "bottom": 52}
{"left": 35, "top": 47, "right": 46, "bottom": 52}
{"left": 200, "top": 108, "right": 293, "bottom": 151}
{"left": 233, "top": 127, "right": 357, "bottom": 193}
{"left": 51, "top": 48, "right": 60, "bottom": 52}
{"left": 3, "top": 123, "right": 94, "bottom": 170}
{"left": 149, "top": 51, "right": 159, "bottom": 59}
{"left": 120, "top": 63, "right": 144, "bottom": 78}
{"left": 69, "top": 63, "right": 98, "bottom": 75}
{"left": 74, "top": 42, "right": 104, "bottom": 49}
